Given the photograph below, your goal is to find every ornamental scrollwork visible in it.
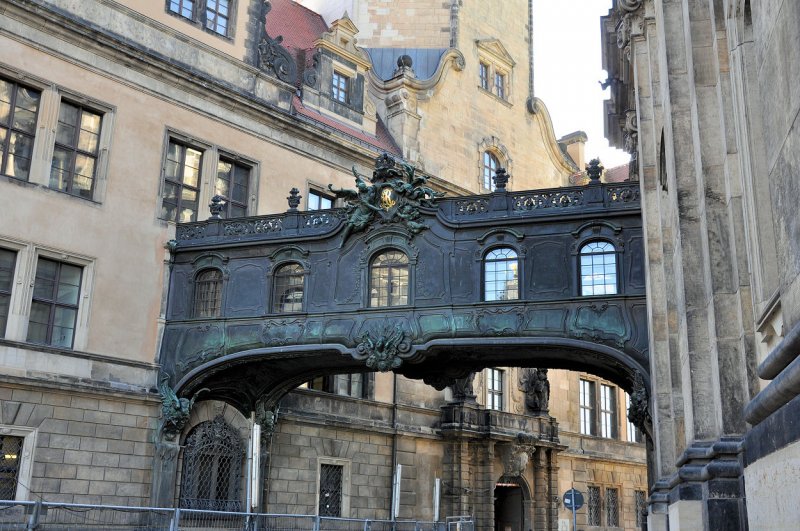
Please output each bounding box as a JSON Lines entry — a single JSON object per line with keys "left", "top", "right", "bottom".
{"left": 628, "top": 372, "right": 651, "bottom": 434}
{"left": 158, "top": 373, "right": 208, "bottom": 441}
{"left": 258, "top": 2, "right": 297, "bottom": 84}
{"left": 327, "top": 153, "right": 444, "bottom": 246}
{"left": 353, "top": 325, "right": 412, "bottom": 371}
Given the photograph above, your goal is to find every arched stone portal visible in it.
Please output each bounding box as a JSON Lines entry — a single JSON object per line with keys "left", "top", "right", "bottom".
{"left": 153, "top": 155, "right": 649, "bottom": 526}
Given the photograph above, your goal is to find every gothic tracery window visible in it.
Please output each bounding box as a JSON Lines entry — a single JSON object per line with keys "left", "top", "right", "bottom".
{"left": 180, "top": 417, "right": 244, "bottom": 511}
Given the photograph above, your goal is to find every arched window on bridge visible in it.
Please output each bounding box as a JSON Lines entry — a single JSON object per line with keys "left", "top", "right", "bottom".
{"left": 273, "top": 263, "right": 305, "bottom": 313}
{"left": 179, "top": 416, "right": 244, "bottom": 511}
{"left": 369, "top": 250, "right": 409, "bottom": 307}
{"left": 193, "top": 268, "right": 223, "bottom": 318}
{"left": 579, "top": 241, "right": 617, "bottom": 296}
{"left": 484, "top": 247, "right": 519, "bottom": 301}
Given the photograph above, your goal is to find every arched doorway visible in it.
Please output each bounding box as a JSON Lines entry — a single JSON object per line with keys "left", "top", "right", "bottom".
{"left": 495, "top": 476, "right": 531, "bottom": 531}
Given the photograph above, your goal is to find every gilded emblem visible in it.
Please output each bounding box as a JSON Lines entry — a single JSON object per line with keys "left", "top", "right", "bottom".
{"left": 380, "top": 187, "right": 396, "bottom": 210}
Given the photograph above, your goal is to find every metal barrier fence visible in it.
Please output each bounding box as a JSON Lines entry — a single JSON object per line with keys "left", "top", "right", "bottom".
{"left": 0, "top": 501, "right": 473, "bottom": 531}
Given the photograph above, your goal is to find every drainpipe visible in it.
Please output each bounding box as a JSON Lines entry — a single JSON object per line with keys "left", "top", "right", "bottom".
{"left": 390, "top": 373, "right": 399, "bottom": 521}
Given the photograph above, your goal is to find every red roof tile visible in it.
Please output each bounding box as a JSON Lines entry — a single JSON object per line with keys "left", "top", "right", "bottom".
{"left": 291, "top": 95, "right": 401, "bottom": 156}
{"left": 604, "top": 163, "right": 630, "bottom": 183}
{"left": 266, "top": 0, "right": 328, "bottom": 55}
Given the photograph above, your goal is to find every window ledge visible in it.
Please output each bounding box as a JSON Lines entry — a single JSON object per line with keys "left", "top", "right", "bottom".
{"left": 478, "top": 87, "right": 512, "bottom": 107}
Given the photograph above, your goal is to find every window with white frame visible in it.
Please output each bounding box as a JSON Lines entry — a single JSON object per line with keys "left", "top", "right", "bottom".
{"left": 331, "top": 72, "right": 350, "bottom": 104}
{"left": 308, "top": 189, "right": 334, "bottom": 210}
{"left": 483, "top": 151, "right": 500, "bottom": 191}
{"left": 487, "top": 368, "right": 504, "bottom": 411}
{"left": 167, "top": 0, "right": 234, "bottom": 38}
{"left": 0, "top": 248, "right": 16, "bottom": 337}
{"left": 1, "top": 74, "right": 113, "bottom": 202}
{"left": 484, "top": 247, "right": 519, "bottom": 301}
{"left": 214, "top": 157, "right": 250, "bottom": 218}
{"left": 579, "top": 241, "right": 618, "bottom": 295}
{"left": 599, "top": 384, "right": 617, "bottom": 439}
{"left": 579, "top": 379, "right": 595, "bottom": 435}
{"left": 625, "top": 392, "right": 643, "bottom": 443}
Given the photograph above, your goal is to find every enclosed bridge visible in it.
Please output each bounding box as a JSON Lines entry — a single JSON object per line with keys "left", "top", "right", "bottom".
{"left": 154, "top": 154, "right": 648, "bottom": 527}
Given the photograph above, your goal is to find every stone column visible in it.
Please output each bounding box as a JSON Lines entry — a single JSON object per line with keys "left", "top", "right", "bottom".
{"left": 531, "top": 446, "right": 548, "bottom": 530}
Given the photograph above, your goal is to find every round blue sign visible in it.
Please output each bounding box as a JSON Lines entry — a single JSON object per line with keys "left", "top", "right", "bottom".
{"left": 563, "top": 488, "right": 584, "bottom": 511}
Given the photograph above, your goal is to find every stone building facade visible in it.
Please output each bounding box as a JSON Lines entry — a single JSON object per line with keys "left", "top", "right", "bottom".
{"left": 602, "top": 0, "right": 800, "bottom": 529}
{"left": 0, "top": 1, "right": 645, "bottom": 529}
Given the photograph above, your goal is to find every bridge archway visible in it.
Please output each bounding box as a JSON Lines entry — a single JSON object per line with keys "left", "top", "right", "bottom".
{"left": 154, "top": 155, "right": 649, "bottom": 520}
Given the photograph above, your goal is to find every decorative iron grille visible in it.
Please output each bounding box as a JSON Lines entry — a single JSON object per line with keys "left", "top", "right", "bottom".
{"left": 180, "top": 416, "right": 244, "bottom": 511}
{"left": 635, "top": 490, "right": 647, "bottom": 527}
{"left": 318, "top": 464, "right": 343, "bottom": 517}
{"left": 587, "top": 486, "right": 601, "bottom": 526}
{"left": 606, "top": 487, "right": 619, "bottom": 527}
{"left": 0, "top": 436, "right": 23, "bottom": 500}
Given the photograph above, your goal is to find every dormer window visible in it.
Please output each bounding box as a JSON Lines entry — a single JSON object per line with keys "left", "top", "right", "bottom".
{"left": 332, "top": 72, "right": 349, "bottom": 104}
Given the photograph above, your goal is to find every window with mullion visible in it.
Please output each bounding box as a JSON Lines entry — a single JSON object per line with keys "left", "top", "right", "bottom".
{"left": 193, "top": 269, "right": 223, "bottom": 318}
{"left": 484, "top": 247, "right": 519, "bottom": 301}
{"left": 162, "top": 140, "right": 202, "bottom": 223}
{"left": 273, "top": 263, "right": 305, "bottom": 313}
{"left": 0, "top": 248, "right": 16, "bottom": 337}
{"left": 483, "top": 151, "right": 499, "bottom": 190}
{"left": 26, "top": 258, "right": 82, "bottom": 349}
{"left": 579, "top": 379, "right": 596, "bottom": 435}
{"left": 332, "top": 72, "right": 349, "bottom": 104}
{"left": 487, "top": 368, "right": 503, "bottom": 411}
{"left": 0, "top": 78, "right": 41, "bottom": 181}
{"left": 308, "top": 189, "right": 334, "bottom": 210}
{"left": 168, "top": 0, "right": 196, "bottom": 20}
{"left": 205, "top": 0, "right": 230, "bottom": 36}
{"left": 479, "top": 63, "right": 489, "bottom": 90}
{"left": 215, "top": 158, "right": 249, "bottom": 218}
{"left": 625, "top": 392, "right": 643, "bottom": 443}
{"left": 369, "top": 251, "right": 409, "bottom": 307}
{"left": 494, "top": 72, "right": 506, "bottom": 99}
{"left": 50, "top": 101, "right": 102, "bottom": 199}
{"left": 580, "top": 241, "right": 618, "bottom": 296}
{"left": 600, "top": 384, "right": 617, "bottom": 438}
